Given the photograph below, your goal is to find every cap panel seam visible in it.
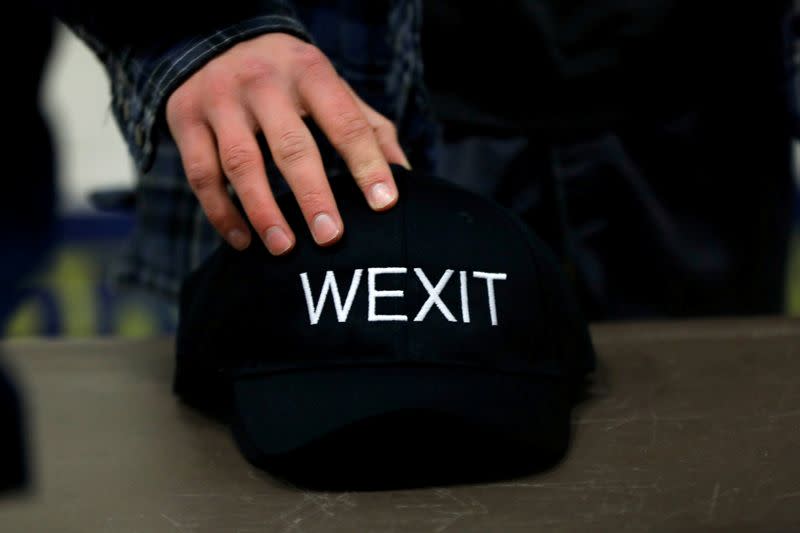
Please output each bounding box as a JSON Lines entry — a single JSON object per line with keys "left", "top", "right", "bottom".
{"left": 230, "top": 360, "right": 570, "bottom": 380}
{"left": 401, "top": 170, "right": 411, "bottom": 361}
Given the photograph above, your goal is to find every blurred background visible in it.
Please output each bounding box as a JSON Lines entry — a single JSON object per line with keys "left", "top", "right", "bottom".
{"left": 4, "top": 21, "right": 800, "bottom": 338}
{"left": 4, "top": 24, "right": 176, "bottom": 338}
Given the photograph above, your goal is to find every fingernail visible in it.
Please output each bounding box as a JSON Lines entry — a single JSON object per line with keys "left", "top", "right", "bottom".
{"left": 312, "top": 213, "right": 340, "bottom": 244}
{"left": 227, "top": 228, "right": 251, "bottom": 251}
{"left": 368, "top": 182, "right": 396, "bottom": 210}
{"left": 264, "top": 226, "right": 293, "bottom": 255}
{"left": 400, "top": 154, "right": 412, "bottom": 170}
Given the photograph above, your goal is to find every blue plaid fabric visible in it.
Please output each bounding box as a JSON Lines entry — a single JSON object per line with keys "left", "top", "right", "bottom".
{"left": 64, "top": 0, "right": 438, "bottom": 299}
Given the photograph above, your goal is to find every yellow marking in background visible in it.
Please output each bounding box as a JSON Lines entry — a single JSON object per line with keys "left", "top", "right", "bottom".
{"left": 3, "top": 246, "right": 170, "bottom": 338}
{"left": 789, "top": 231, "right": 800, "bottom": 316}
{"left": 117, "top": 303, "right": 160, "bottom": 338}
{"left": 56, "top": 251, "right": 98, "bottom": 336}
{"left": 6, "top": 300, "right": 42, "bottom": 337}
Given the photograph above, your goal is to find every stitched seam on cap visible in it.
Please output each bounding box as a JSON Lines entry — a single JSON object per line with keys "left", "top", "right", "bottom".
{"left": 232, "top": 360, "right": 569, "bottom": 380}
{"left": 401, "top": 170, "right": 411, "bottom": 361}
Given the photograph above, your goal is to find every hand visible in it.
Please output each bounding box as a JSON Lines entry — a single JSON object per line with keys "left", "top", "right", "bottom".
{"left": 166, "top": 33, "right": 411, "bottom": 255}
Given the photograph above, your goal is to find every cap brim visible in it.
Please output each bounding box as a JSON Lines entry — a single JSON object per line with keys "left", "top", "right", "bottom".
{"left": 230, "top": 366, "right": 573, "bottom": 461}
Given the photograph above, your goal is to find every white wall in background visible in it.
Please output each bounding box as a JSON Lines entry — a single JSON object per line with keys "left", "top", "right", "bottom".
{"left": 40, "top": 23, "right": 135, "bottom": 213}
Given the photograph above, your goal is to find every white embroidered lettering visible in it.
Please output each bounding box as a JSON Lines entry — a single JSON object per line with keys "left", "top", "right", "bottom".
{"left": 300, "top": 269, "right": 363, "bottom": 325}
{"left": 459, "top": 270, "right": 470, "bottom": 323}
{"left": 301, "top": 267, "right": 507, "bottom": 325}
{"left": 368, "top": 267, "right": 408, "bottom": 322}
{"left": 413, "top": 268, "right": 456, "bottom": 322}
{"left": 473, "top": 271, "right": 507, "bottom": 326}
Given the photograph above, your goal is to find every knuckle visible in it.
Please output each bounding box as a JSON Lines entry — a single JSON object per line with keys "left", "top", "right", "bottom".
{"left": 204, "top": 73, "right": 236, "bottom": 107}
{"left": 378, "top": 119, "right": 397, "bottom": 138}
{"left": 184, "top": 161, "right": 217, "bottom": 191}
{"left": 351, "top": 158, "right": 388, "bottom": 186}
{"left": 237, "top": 58, "right": 280, "bottom": 88}
{"left": 293, "top": 44, "right": 328, "bottom": 81}
{"left": 333, "top": 111, "right": 371, "bottom": 146}
{"left": 294, "top": 43, "right": 325, "bottom": 68}
{"left": 203, "top": 205, "right": 228, "bottom": 228}
{"left": 220, "top": 143, "right": 258, "bottom": 178}
{"left": 296, "top": 189, "right": 327, "bottom": 212}
{"left": 166, "top": 90, "right": 197, "bottom": 127}
{"left": 274, "top": 129, "right": 312, "bottom": 166}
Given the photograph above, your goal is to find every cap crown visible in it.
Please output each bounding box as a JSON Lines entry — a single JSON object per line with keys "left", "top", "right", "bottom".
{"left": 175, "top": 169, "right": 595, "bottom": 406}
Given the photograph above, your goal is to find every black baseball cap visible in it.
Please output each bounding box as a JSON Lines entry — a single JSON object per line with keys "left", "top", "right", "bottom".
{"left": 174, "top": 165, "right": 595, "bottom": 482}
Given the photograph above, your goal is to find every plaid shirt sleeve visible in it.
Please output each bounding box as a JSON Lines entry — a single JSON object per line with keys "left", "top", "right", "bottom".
{"left": 63, "top": 11, "right": 312, "bottom": 173}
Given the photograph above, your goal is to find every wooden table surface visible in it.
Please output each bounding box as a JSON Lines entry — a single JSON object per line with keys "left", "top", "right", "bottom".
{"left": 1, "top": 317, "right": 799, "bottom": 532}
